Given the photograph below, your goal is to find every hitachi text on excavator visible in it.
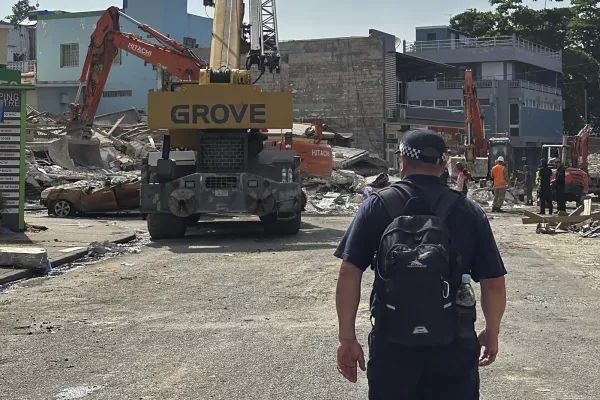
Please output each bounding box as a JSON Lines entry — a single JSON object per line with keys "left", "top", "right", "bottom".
{"left": 139, "top": 0, "right": 303, "bottom": 239}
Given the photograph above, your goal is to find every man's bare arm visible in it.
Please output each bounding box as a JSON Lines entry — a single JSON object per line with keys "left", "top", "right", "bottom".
{"left": 336, "top": 261, "right": 364, "bottom": 340}
{"left": 480, "top": 276, "right": 506, "bottom": 334}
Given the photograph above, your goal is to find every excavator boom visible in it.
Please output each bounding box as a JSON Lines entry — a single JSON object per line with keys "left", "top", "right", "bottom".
{"left": 70, "top": 6, "right": 208, "bottom": 127}
{"left": 463, "top": 69, "right": 486, "bottom": 157}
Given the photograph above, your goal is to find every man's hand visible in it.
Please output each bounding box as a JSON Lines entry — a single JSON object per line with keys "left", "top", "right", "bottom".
{"left": 478, "top": 328, "right": 499, "bottom": 366}
{"left": 337, "top": 339, "right": 366, "bottom": 383}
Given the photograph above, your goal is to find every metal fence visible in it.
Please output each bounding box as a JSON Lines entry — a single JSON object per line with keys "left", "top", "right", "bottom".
{"left": 6, "top": 60, "right": 37, "bottom": 73}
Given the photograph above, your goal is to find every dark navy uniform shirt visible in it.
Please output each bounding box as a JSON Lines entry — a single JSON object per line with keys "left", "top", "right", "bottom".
{"left": 334, "top": 175, "right": 507, "bottom": 282}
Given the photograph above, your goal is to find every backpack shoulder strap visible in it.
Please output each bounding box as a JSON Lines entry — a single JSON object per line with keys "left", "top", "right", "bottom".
{"left": 432, "top": 190, "right": 464, "bottom": 223}
{"left": 373, "top": 186, "right": 407, "bottom": 220}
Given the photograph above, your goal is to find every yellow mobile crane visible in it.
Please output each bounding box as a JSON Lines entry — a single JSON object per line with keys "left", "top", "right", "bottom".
{"left": 141, "top": 0, "right": 301, "bottom": 240}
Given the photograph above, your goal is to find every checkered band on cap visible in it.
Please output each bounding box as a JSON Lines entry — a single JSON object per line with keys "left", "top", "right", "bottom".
{"left": 398, "top": 143, "right": 421, "bottom": 160}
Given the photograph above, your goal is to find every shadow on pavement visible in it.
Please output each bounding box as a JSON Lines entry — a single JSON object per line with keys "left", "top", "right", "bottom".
{"left": 147, "top": 220, "right": 347, "bottom": 254}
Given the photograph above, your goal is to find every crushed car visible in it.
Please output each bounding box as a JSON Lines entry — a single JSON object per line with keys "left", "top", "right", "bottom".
{"left": 41, "top": 176, "right": 141, "bottom": 217}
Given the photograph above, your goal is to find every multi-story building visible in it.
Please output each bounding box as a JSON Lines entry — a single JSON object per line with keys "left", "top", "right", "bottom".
{"left": 29, "top": 0, "right": 212, "bottom": 116}
{"left": 403, "top": 25, "right": 564, "bottom": 166}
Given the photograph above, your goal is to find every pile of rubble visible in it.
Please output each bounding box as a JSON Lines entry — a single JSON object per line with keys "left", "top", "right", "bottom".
{"left": 466, "top": 181, "right": 526, "bottom": 208}
{"left": 522, "top": 198, "right": 600, "bottom": 237}
{"left": 303, "top": 146, "right": 396, "bottom": 214}
{"left": 25, "top": 107, "right": 161, "bottom": 195}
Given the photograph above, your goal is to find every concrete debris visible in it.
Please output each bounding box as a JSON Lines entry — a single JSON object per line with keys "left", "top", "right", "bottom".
{"left": 0, "top": 247, "right": 51, "bottom": 271}
{"left": 25, "top": 106, "right": 162, "bottom": 189}
{"left": 465, "top": 181, "right": 525, "bottom": 208}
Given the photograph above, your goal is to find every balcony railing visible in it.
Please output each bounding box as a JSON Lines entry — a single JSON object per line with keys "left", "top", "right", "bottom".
{"left": 405, "top": 35, "right": 561, "bottom": 60}
{"left": 6, "top": 60, "right": 37, "bottom": 73}
{"left": 394, "top": 103, "right": 464, "bottom": 124}
{"left": 436, "top": 79, "right": 498, "bottom": 90}
{"left": 431, "top": 78, "right": 561, "bottom": 95}
{"left": 509, "top": 79, "right": 562, "bottom": 95}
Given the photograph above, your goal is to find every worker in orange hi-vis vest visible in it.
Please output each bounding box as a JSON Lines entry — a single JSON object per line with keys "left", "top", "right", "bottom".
{"left": 490, "top": 157, "right": 510, "bottom": 212}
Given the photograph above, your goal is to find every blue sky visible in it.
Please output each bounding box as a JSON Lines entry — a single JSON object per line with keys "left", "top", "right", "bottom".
{"left": 2, "top": 0, "right": 504, "bottom": 42}
{"left": 4, "top": 0, "right": 555, "bottom": 41}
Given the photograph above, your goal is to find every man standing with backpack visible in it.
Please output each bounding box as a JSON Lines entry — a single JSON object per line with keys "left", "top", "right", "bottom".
{"left": 334, "top": 129, "right": 507, "bottom": 399}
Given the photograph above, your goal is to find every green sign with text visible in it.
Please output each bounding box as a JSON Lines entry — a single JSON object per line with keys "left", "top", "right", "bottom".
{"left": 0, "top": 68, "right": 21, "bottom": 85}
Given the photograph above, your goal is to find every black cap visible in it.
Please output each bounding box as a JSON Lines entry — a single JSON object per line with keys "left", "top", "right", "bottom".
{"left": 396, "top": 129, "right": 447, "bottom": 165}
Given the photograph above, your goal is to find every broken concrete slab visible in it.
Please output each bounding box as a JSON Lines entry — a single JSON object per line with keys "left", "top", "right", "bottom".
{"left": 331, "top": 146, "right": 369, "bottom": 169}
{"left": 0, "top": 247, "right": 50, "bottom": 270}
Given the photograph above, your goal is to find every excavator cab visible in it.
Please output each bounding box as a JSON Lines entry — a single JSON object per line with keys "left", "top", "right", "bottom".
{"left": 542, "top": 144, "right": 570, "bottom": 168}
{"left": 487, "top": 135, "right": 514, "bottom": 179}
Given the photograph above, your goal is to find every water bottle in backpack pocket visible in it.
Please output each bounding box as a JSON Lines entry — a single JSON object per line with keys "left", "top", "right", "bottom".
{"left": 456, "top": 273, "right": 477, "bottom": 338}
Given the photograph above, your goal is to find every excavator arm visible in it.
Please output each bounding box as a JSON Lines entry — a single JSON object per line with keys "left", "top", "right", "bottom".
{"left": 463, "top": 69, "right": 487, "bottom": 158}
{"left": 69, "top": 6, "right": 208, "bottom": 127}
{"left": 568, "top": 124, "right": 591, "bottom": 170}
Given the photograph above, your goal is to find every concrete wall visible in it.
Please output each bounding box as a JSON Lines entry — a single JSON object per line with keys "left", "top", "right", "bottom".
{"left": 36, "top": 86, "right": 78, "bottom": 115}
{"left": 254, "top": 34, "right": 386, "bottom": 156}
{"left": 35, "top": 0, "right": 212, "bottom": 115}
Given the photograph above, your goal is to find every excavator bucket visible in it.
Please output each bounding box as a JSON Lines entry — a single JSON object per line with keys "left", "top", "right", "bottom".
{"left": 67, "top": 137, "right": 107, "bottom": 169}
{"left": 27, "top": 136, "right": 107, "bottom": 170}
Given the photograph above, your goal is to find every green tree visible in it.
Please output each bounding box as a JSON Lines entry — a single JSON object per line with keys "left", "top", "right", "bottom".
{"left": 5, "top": 0, "right": 36, "bottom": 27}
{"left": 450, "top": 0, "right": 600, "bottom": 134}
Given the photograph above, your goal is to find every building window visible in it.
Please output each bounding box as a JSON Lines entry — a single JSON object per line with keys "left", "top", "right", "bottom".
{"left": 479, "top": 98, "right": 490, "bottom": 106}
{"left": 114, "top": 49, "right": 122, "bottom": 65}
{"left": 510, "top": 127, "right": 519, "bottom": 137}
{"left": 422, "top": 100, "right": 434, "bottom": 107}
{"left": 509, "top": 103, "right": 520, "bottom": 125}
{"left": 407, "top": 100, "right": 420, "bottom": 106}
{"left": 183, "top": 37, "right": 197, "bottom": 48}
{"left": 103, "top": 90, "right": 133, "bottom": 98}
{"left": 426, "top": 33, "right": 437, "bottom": 41}
{"left": 435, "top": 100, "right": 448, "bottom": 107}
{"left": 449, "top": 99, "right": 462, "bottom": 107}
{"left": 60, "top": 43, "right": 79, "bottom": 67}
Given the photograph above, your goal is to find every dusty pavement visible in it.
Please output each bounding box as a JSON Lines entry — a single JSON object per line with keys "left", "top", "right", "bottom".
{"left": 1, "top": 212, "right": 600, "bottom": 399}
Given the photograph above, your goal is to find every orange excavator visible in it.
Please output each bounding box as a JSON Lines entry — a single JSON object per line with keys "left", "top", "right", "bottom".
{"left": 452, "top": 69, "right": 513, "bottom": 179}
{"left": 68, "top": 6, "right": 208, "bottom": 128}
{"left": 272, "top": 119, "right": 334, "bottom": 179}
{"left": 540, "top": 125, "right": 590, "bottom": 204}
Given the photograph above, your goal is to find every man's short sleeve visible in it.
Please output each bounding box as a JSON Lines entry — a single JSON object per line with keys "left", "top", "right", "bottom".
{"left": 334, "top": 196, "right": 389, "bottom": 271}
{"left": 470, "top": 209, "right": 507, "bottom": 281}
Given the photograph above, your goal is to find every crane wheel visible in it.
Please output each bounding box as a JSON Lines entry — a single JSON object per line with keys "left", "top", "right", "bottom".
{"left": 185, "top": 214, "right": 202, "bottom": 226}
{"left": 147, "top": 213, "right": 187, "bottom": 240}
{"left": 260, "top": 212, "right": 302, "bottom": 235}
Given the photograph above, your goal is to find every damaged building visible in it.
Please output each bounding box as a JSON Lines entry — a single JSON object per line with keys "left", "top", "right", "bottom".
{"left": 253, "top": 29, "right": 465, "bottom": 167}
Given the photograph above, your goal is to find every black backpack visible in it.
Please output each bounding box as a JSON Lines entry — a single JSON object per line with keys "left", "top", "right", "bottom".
{"left": 371, "top": 185, "right": 464, "bottom": 346}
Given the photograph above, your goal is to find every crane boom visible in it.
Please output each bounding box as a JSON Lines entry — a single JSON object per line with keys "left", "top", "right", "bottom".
{"left": 69, "top": 6, "right": 208, "bottom": 127}
{"left": 248, "top": 0, "right": 281, "bottom": 73}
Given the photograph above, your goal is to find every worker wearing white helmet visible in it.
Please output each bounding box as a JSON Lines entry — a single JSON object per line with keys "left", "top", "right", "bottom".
{"left": 490, "top": 156, "right": 509, "bottom": 212}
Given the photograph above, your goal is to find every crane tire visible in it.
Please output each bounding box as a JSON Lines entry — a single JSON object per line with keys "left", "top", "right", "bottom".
{"left": 261, "top": 212, "right": 301, "bottom": 235}
{"left": 147, "top": 213, "right": 187, "bottom": 240}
